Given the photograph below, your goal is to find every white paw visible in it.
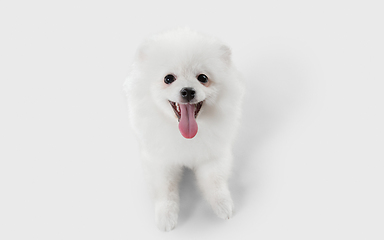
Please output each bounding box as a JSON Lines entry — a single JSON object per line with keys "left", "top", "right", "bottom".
{"left": 155, "top": 201, "right": 179, "bottom": 232}
{"left": 212, "top": 197, "right": 234, "bottom": 219}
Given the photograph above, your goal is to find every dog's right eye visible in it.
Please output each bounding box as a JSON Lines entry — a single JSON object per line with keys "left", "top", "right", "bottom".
{"left": 164, "top": 74, "right": 176, "bottom": 84}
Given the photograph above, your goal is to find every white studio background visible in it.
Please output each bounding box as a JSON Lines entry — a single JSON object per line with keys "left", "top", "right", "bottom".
{"left": 0, "top": 0, "right": 383, "bottom": 239}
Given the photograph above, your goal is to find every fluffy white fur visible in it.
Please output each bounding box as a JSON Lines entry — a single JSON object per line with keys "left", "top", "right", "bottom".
{"left": 123, "top": 28, "right": 244, "bottom": 231}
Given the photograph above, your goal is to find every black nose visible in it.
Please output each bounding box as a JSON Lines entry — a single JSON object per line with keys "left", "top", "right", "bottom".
{"left": 180, "top": 87, "right": 195, "bottom": 102}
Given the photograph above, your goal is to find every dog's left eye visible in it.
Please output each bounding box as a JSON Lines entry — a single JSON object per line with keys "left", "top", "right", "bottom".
{"left": 197, "top": 74, "right": 208, "bottom": 83}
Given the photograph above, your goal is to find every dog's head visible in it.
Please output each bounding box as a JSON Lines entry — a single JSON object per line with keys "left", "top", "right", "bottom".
{"left": 128, "top": 29, "right": 241, "bottom": 139}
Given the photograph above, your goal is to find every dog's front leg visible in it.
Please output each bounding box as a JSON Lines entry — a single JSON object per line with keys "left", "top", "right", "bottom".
{"left": 194, "top": 155, "right": 234, "bottom": 219}
{"left": 143, "top": 158, "right": 183, "bottom": 231}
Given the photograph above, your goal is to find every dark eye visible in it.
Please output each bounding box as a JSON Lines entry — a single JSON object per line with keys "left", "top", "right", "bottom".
{"left": 164, "top": 74, "right": 176, "bottom": 84}
{"left": 197, "top": 74, "right": 208, "bottom": 83}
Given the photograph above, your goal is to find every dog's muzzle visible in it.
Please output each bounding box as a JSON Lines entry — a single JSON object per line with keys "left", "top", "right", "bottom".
{"left": 180, "top": 87, "right": 195, "bottom": 103}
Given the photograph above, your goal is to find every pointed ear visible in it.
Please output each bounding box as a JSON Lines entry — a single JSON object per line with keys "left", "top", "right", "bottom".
{"left": 136, "top": 41, "right": 150, "bottom": 62}
{"left": 220, "top": 45, "right": 232, "bottom": 64}
{"left": 137, "top": 46, "right": 147, "bottom": 62}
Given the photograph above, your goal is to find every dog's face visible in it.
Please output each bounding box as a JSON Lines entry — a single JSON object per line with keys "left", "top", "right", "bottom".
{"left": 158, "top": 69, "right": 215, "bottom": 139}
{"left": 134, "top": 31, "right": 233, "bottom": 139}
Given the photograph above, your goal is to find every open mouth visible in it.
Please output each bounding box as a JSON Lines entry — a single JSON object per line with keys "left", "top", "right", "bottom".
{"left": 168, "top": 100, "right": 203, "bottom": 139}
{"left": 168, "top": 101, "right": 203, "bottom": 121}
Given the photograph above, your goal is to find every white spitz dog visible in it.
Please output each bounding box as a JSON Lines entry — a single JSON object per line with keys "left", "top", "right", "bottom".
{"left": 123, "top": 28, "right": 244, "bottom": 231}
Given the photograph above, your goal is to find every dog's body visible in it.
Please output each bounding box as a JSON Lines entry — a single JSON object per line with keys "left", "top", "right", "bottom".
{"left": 124, "top": 29, "right": 244, "bottom": 231}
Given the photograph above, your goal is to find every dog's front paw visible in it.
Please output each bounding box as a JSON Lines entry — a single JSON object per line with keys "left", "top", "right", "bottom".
{"left": 155, "top": 200, "right": 179, "bottom": 231}
{"left": 212, "top": 196, "right": 234, "bottom": 220}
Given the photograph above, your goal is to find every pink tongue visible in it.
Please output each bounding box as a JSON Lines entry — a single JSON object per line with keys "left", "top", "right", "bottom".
{"left": 178, "top": 104, "right": 198, "bottom": 139}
